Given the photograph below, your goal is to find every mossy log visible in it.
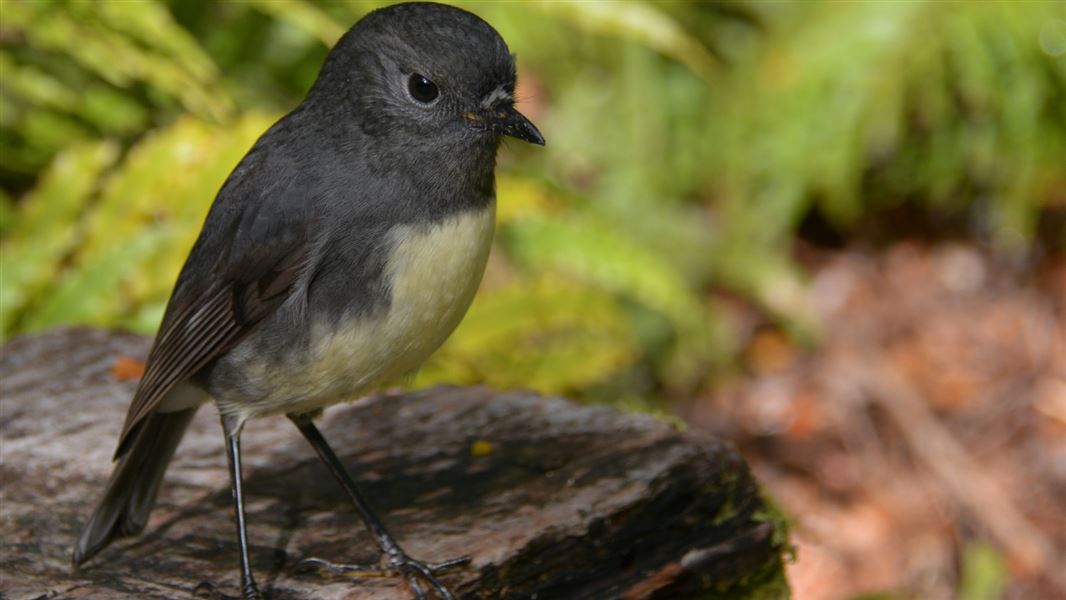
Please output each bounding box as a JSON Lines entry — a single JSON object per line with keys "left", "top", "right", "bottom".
{"left": 0, "top": 328, "right": 789, "bottom": 599}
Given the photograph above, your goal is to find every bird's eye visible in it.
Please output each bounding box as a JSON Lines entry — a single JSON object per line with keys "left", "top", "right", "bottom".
{"left": 407, "top": 73, "right": 439, "bottom": 104}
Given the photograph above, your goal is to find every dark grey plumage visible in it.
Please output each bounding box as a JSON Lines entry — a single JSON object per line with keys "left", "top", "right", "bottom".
{"left": 73, "top": 409, "right": 196, "bottom": 565}
{"left": 73, "top": 3, "right": 543, "bottom": 599}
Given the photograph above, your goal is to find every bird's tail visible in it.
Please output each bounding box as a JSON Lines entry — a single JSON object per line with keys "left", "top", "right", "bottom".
{"left": 72, "top": 408, "right": 197, "bottom": 567}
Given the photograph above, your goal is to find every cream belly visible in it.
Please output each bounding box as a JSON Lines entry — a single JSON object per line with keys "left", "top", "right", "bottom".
{"left": 225, "top": 204, "right": 496, "bottom": 420}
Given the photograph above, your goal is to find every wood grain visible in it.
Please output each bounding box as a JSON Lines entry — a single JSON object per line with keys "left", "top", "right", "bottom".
{"left": 0, "top": 328, "right": 789, "bottom": 599}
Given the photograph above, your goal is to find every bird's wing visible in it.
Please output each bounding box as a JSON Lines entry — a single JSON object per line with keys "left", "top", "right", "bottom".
{"left": 113, "top": 162, "right": 313, "bottom": 459}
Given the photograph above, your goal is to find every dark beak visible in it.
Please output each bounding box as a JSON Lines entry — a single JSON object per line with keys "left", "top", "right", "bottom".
{"left": 483, "top": 106, "right": 545, "bottom": 146}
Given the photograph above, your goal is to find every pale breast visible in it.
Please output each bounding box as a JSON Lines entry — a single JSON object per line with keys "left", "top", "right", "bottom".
{"left": 243, "top": 204, "right": 496, "bottom": 418}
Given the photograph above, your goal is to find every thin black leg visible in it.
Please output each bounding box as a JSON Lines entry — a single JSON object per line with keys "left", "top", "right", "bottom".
{"left": 288, "top": 413, "right": 470, "bottom": 600}
{"left": 222, "top": 417, "right": 263, "bottom": 600}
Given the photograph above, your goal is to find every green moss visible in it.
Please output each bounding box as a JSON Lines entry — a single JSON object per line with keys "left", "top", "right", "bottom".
{"left": 684, "top": 484, "right": 793, "bottom": 599}
{"left": 710, "top": 496, "right": 738, "bottom": 526}
{"left": 694, "top": 553, "right": 790, "bottom": 600}
{"left": 751, "top": 492, "right": 795, "bottom": 561}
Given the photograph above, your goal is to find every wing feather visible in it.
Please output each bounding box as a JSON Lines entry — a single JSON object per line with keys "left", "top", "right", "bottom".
{"left": 113, "top": 183, "right": 312, "bottom": 458}
{"left": 113, "top": 288, "right": 242, "bottom": 458}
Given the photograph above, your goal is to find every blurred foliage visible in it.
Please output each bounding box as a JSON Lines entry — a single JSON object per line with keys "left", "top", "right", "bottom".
{"left": 958, "top": 542, "right": 1008, "bottom": 600}
{"left": 2, "top": 0, "right": 1065, "bottom": 403}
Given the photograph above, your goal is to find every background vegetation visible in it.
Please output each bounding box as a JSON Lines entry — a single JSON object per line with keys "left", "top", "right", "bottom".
{"left": 3, "top": 1, "right": 1065, "bottom": 598}
{"left": 2, "top": 0, "right": 1064, "bottom": 393}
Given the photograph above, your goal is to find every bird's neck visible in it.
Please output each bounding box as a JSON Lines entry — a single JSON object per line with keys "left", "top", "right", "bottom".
{"left": 365, "top": 130, "right": 499, "bottom": 213}
{"left": 298, "top": 96, "right": 499, "bottom": 214}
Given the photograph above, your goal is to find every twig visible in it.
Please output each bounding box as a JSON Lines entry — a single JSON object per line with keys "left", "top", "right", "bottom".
{"left": 831, "top": 354, "right": 1063, "bottom": 591}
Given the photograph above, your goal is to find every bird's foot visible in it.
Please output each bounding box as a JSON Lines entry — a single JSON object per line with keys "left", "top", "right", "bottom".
{"left": 296, "top": 553, "right": 471, "bottom": 599}
{"left": 192, "top": 580, "right": 264, "bottom": 600}
{"left": 243, "top": 582, "right": 265, "bottom": 600}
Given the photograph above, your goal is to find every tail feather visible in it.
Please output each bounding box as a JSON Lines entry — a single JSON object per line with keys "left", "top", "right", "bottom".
{"left": 72, "top": 408, "right": 197, "bottom": 567}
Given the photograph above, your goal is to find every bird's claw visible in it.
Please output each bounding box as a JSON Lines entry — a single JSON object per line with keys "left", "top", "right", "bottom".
{"left": 295, "top": 553, "right": 471, "bottom": 599}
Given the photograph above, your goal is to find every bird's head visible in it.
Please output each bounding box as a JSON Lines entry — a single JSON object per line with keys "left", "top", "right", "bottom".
{"left": 311, "top": 2, "right": 544, "bottom": 154}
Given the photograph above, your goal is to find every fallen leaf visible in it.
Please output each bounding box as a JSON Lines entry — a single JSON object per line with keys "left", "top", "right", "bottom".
{"left": 111, "top": 355, "right": 145, "bottom": 381}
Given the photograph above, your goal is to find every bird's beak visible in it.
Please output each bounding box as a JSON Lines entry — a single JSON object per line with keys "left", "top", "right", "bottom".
{"left": 495, "top": 106, "right": 545, "bottom": 146}
{"left": 466, "top": 106, "right": 545, "bottom": 146}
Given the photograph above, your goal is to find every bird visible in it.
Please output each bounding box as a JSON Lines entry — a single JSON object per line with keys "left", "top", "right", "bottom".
{"left": 71, "top": 3, "right": 544, "bottom": 599}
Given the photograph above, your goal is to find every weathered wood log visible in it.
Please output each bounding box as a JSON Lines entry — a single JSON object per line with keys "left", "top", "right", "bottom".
{"left": 0, "top": 328, "right": 789, "bottom": 599}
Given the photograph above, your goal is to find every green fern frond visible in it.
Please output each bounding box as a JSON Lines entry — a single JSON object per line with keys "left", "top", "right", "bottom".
{"left": 525, "top": 0, "right": 718, "bottom": 81}
{"left": 244, "top": 0, "right": 347, "bottom": 47}
{"left": 0, "top": 141, "right": 119, "bottom": 335}
{"left": 503, "top": 214, "right": 718, "bottom": 389}
{"left": 418, "top": 276, "right": 637, "bottom": 393}
{"left": 3, "top": 1, "right": 232, "bottom": 121}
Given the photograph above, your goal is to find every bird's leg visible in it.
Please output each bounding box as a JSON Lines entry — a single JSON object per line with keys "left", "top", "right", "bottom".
{"left": 288, "top": 414, "right": 471, "bottom": 600}
{"left": 222, "top": 416, "right": 264, "bottom": 600}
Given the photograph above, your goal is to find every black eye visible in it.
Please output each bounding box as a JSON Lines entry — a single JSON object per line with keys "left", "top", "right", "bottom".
{"left": 407, "top": 73, "right": 439, "bottom": 104}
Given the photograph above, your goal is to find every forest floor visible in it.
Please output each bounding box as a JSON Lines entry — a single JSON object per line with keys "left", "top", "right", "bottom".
{"left": 682, "top": 240, "right": 1066, "bottom": 600}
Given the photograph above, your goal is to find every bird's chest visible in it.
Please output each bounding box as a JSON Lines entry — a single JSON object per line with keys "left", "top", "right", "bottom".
{"left": 375, "top": 205, "right": 496, "bottom": 355}
{"left": 298, "top": 205, "right": 496, "bottom": 404}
